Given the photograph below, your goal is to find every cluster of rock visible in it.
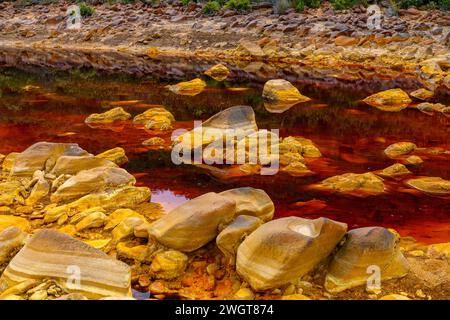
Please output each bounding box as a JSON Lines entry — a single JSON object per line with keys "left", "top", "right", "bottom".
{"left": 362, "top": 88, "right": 449, "bottom": 116}
{"left": 173, "top": 105, "right": 321, "bottom": 177}
{"left": 85, "top": 106, "right": 175, "bottom": 132}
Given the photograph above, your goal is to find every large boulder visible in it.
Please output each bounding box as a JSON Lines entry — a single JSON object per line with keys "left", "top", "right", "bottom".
{"left": 362, "top": 89, "right": 412, "bottom": 111}
{"left": 0, "top": 229, "right": 131, "bottom": 299}
{"left": 406, "top": 177, "right": 450, "bottom": 196}
{"left": 216, "top": 215, "right": 262, "bottom": 265}
{"left": 167, "top": 78, "right": 206, "bottom": 96}
{"left": 50, "top": 155, "right": 116, "bottom": 176}
{"left": 325, "top": 227, "right": 409, "bottom": 293}
{"left": 148, "top": 192, "right": 236, "bottom": 252}
{"left": 11, "top": 142, "right": 89, "bottom": 176}
{"left": 51, "top": 166, "right": 136, "bottom": 203}
{"left": 262, "top": 79, "right": 310, "bottom": 113}
{"left": 133, "top": 107, "right": 175, "bottom": 131}
{"left": 236, "top": 217, "right": 347, "bottom": 291}
{"left": 85, "top": 107, "right": 131, "bottom": 124}
{"left": 219, "top": 187, "right": 274, "bottom": 222}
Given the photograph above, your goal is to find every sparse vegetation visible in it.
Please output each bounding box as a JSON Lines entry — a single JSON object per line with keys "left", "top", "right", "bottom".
{"left": 224, "top": 0, "right": 251, "bottom": 12}
{"left": 202, "top": 1, "right": 220, "bottom": 14}
{"left": 78, "top": 2, "right": 95, "bottom": 16}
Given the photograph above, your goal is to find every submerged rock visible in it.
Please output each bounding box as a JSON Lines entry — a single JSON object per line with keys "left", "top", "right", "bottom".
{"left": 279, "top": 136, "right": 321, "bottom": 158}
{"left": 1, "top": 229, "right": 131, "bottom": 299}
{"left": 148, "top": 192, "right": 236, "bottom": 252}
{"left": 325, "top": 227, "right": 409, "bottom": 293}
{"left": 262, "top": 79, "right": 310, "bottom": 113}
{"left": 406, "top": 177, "right": 450, "bottom": 196}
{"left": 96, "top": 147, "right": 128, "bottom": 166}
{"left": 375, "top": 163, "right": 411, "bottom": 178}
{"left": 405, "top": 155, "right": 423, "bottom": 166}
{"left": 216, "top": 215, "right": 262, "bottom": 265}
{"left": 317, "top": 172, "right": 385, "bottom": 195}
{"left": 134, "top": 107, "right": 174, "bottom": 130}
{"left": 219, "top": 187, "right": 274, "bottom": 222}
{"left": 167, "top": 78, "right": 206, "bottom": 96}
{"left": 85, "top": 107, "right": 131, "bottom": 124}
{"left": 11, "top": 142, "right": 88, "bottom": 176}
{"left": 384, "top": 142, "right": 417, "bottom": 158}
{"left": 142, "top": 137, "right": 165, "bottom": 147}
{"left": 204, "top": 64, "right": 230, "bottom": 81}
{"left": 416, "top": 102, "right": 447, "bottom": 115}
{"left": 236, "top": 217, "right": 347, "bottom": 291}
{"left": 51, "top": 166, "right": 136, "bottom": 203}
{"left": 362, "top": 89, "right": 411, "bottom": 111}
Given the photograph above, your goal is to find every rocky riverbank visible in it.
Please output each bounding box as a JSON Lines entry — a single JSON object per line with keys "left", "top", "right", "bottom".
{"left": 0, "top": 1, "right": 449, "bottom": 89}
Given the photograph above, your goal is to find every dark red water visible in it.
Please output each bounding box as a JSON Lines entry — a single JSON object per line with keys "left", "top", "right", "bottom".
{"left": 0, "top": 67, "right": 449, "bottom": 244}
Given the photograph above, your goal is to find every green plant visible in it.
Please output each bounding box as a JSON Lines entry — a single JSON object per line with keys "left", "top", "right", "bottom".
{"left": 182, "top": 0, "right": 192, "bottom": 5}
{"left": 437, "top": 0, "right": 450, "bottom": 10}
{"left": 295, "top": 0, "right": 305, "bottom": 11}
{"left": 202, "top": 1, "right": 221, "bottom": 14}
{"left": 78, "top": 2, "right": 95, "bottom": 16}
{"left": 224, "top": 0, "right": 251, "bottom": 12}
{"left": 305, "top": 0, "right": 321, "bottom": 8}
{"left": 330, "top": 0, "right": 357, "bottom": 10}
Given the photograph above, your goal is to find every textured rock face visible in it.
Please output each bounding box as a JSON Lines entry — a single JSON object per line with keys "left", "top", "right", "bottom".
{"left": 148, "top": 192, "right": 236, "bottom": 252}
{"left": 167, "top": 78, "right": 206, "bottom": 96}
{"left": 362, "top": 89, "right": 412, "bottom": 111}
{"left": 1, "top": 229, "right": 131, "bottom": 299}
{"left": 26, "top": 174, "right": 50, "bottom": 206}
{"left": 204, "top": 64, "right": 230, "bottom": 81}
{"left": 51, "top": 166, "right": 136, "bottom": 203}
{"left": 0, "top": 227, "right": 27, "bottom": 268}
{"left": 262, "top": 79, "right": 310, "bottom": 113}
{"left": 2, "top": 152, "right": 18, "bottom": 172}
{"left": 11, "top": 142, "right": 89, "bottom": 176}
{"left": 96, "top": 147, "right": 128, "bottom": 166}
{"left": 406, "top": 177, "right": 450, "bottom": 196}
{"left": 216, "top": 215, "right": 262, "bottom": 265}
{"left": 50, "top": 155, "right": 116, "bottom": 176}
{"left": 85, "top": 107, "right": 131, "bottom": 124}
{"left": 325, "top": 227, "right": 409, "bottom": 293}
{"left": 236, "top": 217, "right": 347, "bottom": 291}
{"left": 219, "top": 188, "right": 274, "bottom": 222}
{"left": 384, "top": 142, "right": 417, "bottom": 158}
{"left": 0, "top": 181, "right": 24, "bottom": 206}
{"left": 318, "top": 172, "right": 385, "bottom": 195}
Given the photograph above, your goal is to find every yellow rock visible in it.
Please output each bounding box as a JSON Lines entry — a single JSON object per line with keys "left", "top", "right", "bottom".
{"left": 384, "top": 142, "right": 417, "bottom": 158}
{"left": 116, "top": 242, "right": 153, "bottom": 262}
{"left": 112, "top": 217, "right": 145, "bottom": 243}
{"left": 58, "top": 225, "right": 77, "bottom": 237}
{"left": 281, "top": 294, "right": 311, "bottom": 300}
{"left": 405, "top": 155, "right": 423, "bottom": 166}
{"left": 150, "top": 250, "right": 188, "bottom": 280}
{"left": 379, "top": 294, "right": 410, "bottom": 300}
{"left": 280, "top": 136, "right": 321, "bottom": 157}
{"left": 0, "top": 216, "right": 30, "bottom": 233}
{"left": 83, "top": 239, "right": 111, "bottom": 250}
{"left": 233, "top": 287, "right": 255, "bottom": 300}
{"left": 104, "top": 208, "right": 146, "bottom": 231}
{"left": 133, "top": 108, "right": 174, "bottom": 125}
{"left": 375, "top": 163, "right": 411, "bottom": 178}
{"left": 204, "top": 64, "right": 230, "bottom": 81}
{"left": 2, "top": 153, "right": 18, "bottom": 172}
{"left": 410, "top": 88, "right": 434, "bottom": 101}
{"left": 85, "top": 107, "right": 131, "bottom": 124}
{"left": 75, "top": 211, "right": 107, "bottom": 231}
{"left": 262, "top": 79, "right": 310, "bottom": 113}
{"left": 363, "top": 89, "right": 412, "bottom": 111}
{"left": 50, "top": 155, "right": 116, "bottom": 176}
{"left": 406, "top": 177, "right": 450, "bottom": 196}
{"left": 142, "top": 137, "right": 165, "bottom": 147}
{"left": 167, "top": 78, "right": 206, "bottom": 96}
{"left": 144, "top": 114, "right": 173, "bottom": 131}
{"left": 96, "top": 147, "right": 128, "bottom": 166}
{"left": 427, "top": 242, "right": 450, "bottom": 257}
{"left": 0, "top": 181, "right": 24, "bottom": 206}
{"left": 44, "top": 186, "right": 151, "bottom": 223}
{"left": 318, "top": 172, "right": 385, "bottom": 195}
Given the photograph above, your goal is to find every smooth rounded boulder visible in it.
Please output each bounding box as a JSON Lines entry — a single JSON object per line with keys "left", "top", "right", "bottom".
{"left": 236, "top": 217, "right": 347, "bottom": 291}
{"left": 148, "top": 192, "right": 236, "bottom": 252}
{"left": 325, "top": 227, "right": 409, "bottom": 293}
